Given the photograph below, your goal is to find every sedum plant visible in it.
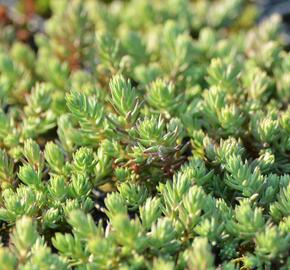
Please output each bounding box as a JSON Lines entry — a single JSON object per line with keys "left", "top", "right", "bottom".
{"left": 0, "top": 0, "right": 289, "bottom": 269}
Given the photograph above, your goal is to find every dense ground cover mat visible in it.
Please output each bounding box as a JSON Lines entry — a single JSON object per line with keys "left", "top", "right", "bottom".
{"left": 0, "top": 0, "right": 289, "bottom": 269}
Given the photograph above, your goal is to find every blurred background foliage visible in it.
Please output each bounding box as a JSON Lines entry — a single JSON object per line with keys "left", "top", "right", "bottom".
{"left": 0, "top": 0, "right": 289, "bottom": 50}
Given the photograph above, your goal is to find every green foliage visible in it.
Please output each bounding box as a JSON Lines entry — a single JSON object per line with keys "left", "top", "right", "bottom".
{"left": 0, "top": 0, "right": 289, "bottom": 269}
